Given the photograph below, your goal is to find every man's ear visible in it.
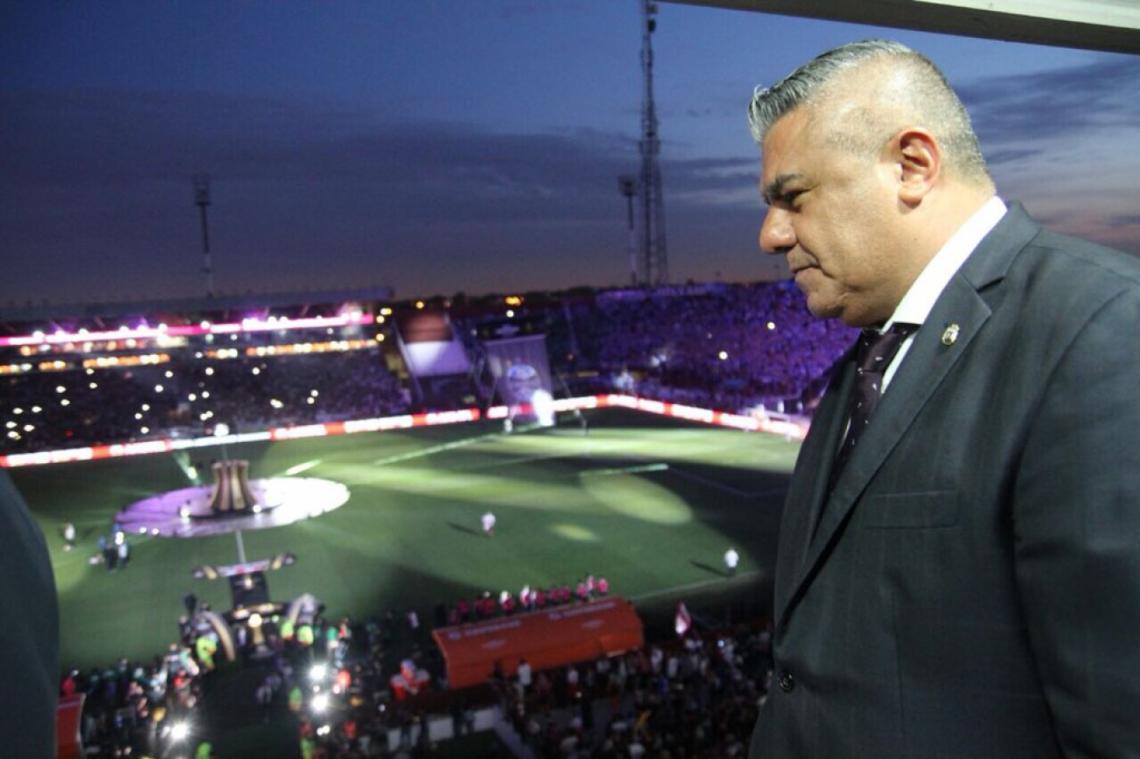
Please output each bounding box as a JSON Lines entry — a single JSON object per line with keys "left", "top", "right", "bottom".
{"left": 893, "top": 128, "right": 941, "bottom": 206}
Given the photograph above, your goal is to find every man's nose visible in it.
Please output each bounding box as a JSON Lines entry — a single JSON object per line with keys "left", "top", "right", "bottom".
{"left": 759, "top": 207, "right": 795, "bottom": 254}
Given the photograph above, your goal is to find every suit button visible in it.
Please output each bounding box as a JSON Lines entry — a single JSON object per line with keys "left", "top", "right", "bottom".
{"left": 778, "top": 671, "right": 795, "bottom": 693}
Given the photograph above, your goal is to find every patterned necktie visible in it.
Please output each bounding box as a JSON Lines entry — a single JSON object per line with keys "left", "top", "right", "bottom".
{"left": 828, "top": 323, "right": 917, "bottom": 489}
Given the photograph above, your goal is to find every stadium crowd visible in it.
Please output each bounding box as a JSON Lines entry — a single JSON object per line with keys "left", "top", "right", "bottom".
{"left": 65, "top": 578, "right": 773, "bottom": 757}
{"left": 3, "top": 282, "right": 854, "bottom": 456}
{"left": 468, "top": 281, "right": 856, "bottom": 415}
{"left": 1, "top": 347, "right": 407, "bottom": 454}
{"left": 493, "top": 626, "right": 772, "bottom": 758}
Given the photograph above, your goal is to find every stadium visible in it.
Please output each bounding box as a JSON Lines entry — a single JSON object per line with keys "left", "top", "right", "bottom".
{"left": 3, "top": 283, "right": 852, "bottom": 756}
{"left": 7, "top": 2, "right": 1133, "bottom": 756}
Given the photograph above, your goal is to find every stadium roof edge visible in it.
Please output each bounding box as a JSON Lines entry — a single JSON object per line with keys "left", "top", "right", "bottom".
{"left": 0, "top": 286, "right": 395, "bottom": 322}
{"left": 661, "top": 0, "right": 1140, "bottom": 55}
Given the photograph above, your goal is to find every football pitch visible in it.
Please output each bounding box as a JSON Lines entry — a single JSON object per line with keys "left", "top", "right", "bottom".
{"left": 13, "top": 408, "right": 799, "bottom": 670}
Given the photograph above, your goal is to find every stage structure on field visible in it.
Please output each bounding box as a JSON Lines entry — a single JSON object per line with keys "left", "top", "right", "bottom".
{"left": 191, "top": 553, "right": 304, "bottom": 661}
{"left": 208, "top": 459, "right": 259, "bottom": 515}
{"left": 113, "top": 460, "right": 349, "bottom": 539}
{"left": 112, "top": 453, "right": 347, "bottom": 662}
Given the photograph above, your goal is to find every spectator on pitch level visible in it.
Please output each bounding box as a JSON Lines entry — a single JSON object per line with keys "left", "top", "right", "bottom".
{"left": 724, "top": 547, "right": 740, "bottom": 576}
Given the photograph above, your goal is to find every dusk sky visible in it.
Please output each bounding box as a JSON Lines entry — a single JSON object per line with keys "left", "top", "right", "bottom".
{"left": 2, "top": 1, "right": 1138, "bottom": 308}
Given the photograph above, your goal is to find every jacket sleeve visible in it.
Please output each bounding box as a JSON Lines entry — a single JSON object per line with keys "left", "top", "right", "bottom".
{"left": 1012, "top": 285, "right": 1140, "bottom": 758}
{"left": 0, "top": 470, "right": 60, "bottom": 758}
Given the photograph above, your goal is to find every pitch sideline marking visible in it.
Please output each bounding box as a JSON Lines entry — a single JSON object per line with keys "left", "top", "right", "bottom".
{"left": 666, "top": 465, "right": 781, "bottom": 499}
{"left": 370, "top": 431, "right": 503, "bottom": 466}
{"left": 628, "top": 568, "right": 767, "bottom": 602}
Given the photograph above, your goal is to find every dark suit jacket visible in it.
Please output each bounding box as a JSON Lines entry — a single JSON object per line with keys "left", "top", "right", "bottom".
{"left": 0, "top": 469, "right": 59, "bottom": 758}
{"left": 749, "top": 205, "right": 1140, "bottom": 758}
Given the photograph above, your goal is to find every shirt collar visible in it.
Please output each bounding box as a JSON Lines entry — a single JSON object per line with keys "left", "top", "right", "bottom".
{"left": 884, "top": 196, "right": 1007, "bottom": 332}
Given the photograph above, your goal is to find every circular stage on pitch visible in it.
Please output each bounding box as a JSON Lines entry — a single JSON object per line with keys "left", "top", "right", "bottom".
{"left": 114, "top": 477, "right": 350, "bottom": 538}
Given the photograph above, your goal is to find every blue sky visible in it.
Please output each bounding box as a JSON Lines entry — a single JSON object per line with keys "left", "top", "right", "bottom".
{"left": 1, "top": 1, "right": 1137, "bottom": 306}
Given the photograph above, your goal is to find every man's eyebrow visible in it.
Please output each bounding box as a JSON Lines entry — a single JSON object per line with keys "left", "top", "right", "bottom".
{"left": 761, "top": 173, "right": 805, "bottom": 205}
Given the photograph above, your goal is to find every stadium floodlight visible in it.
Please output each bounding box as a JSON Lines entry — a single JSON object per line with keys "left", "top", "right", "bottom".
{"left": 169, "top": 720, "right": 190, "bottom": 742}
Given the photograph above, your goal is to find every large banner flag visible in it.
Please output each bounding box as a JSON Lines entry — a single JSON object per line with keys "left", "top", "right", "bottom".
{"left": 482, "top": 334, "right": 555, "bottom": 426}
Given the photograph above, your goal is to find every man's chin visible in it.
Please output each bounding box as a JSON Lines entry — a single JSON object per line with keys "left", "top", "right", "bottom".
{"left": 803, "top": 294, "right": 842, "bottom": 322}
{"left": 803, "top": 293, "right": 873, "bottom": 327}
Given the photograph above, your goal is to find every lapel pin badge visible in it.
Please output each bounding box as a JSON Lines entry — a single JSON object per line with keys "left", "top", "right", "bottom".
{"left": 941, "top": 323, "right": 960, "bottom": 346}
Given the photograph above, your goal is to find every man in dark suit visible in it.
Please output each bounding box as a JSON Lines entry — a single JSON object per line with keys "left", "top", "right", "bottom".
{"left": 746, "top": 40, "right": 1140, "bottom": 757}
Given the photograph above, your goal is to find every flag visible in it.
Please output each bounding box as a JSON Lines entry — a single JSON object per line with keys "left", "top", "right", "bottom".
{"left": 675, "top": 601, "right": 692, "bottom": 637}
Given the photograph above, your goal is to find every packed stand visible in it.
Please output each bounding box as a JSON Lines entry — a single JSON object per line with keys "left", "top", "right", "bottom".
{"left": 459, "top": 281, "right": 857, "bottom": 416}
{"left": 491, "top": 625, "right": 773, "bottom": 758}
{"left": 67, "top": 572, "right": 773, "bottom": 758}
{"left": 557, "top": 282, "right": 855, "bottom": 413}
{"left": 1, "top": 346, "right": 408, "bottom": 455}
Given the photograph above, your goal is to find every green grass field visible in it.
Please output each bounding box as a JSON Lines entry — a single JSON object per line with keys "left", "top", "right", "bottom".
{"left": 13, "top": 408, "right": 799, "bottom": 671}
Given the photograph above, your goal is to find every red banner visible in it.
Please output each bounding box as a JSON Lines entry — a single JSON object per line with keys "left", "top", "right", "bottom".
{"left": 433, "top": 597, "right": 643, "bottom": 689}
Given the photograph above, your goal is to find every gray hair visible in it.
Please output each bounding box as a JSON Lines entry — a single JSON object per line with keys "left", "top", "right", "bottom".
{"left": 748, "top": 39, "right": 989, "bottom": 182}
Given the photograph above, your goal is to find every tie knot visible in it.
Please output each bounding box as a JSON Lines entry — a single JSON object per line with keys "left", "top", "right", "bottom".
{"left": 856, "top": 323, "right": 917, "bottom": 372}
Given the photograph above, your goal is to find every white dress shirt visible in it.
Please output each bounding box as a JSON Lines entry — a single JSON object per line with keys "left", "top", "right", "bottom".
{"left": 879, "top": 196, "right": 1007, "bottom": 392}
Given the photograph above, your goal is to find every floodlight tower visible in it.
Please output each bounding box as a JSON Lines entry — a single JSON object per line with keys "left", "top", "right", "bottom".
{"left": 637, "top": 0, "right": 668, "bottom": 286}
{"left": 618, "top": 175, "right": 638, "bottom": 286}
{"left": 193, "top": 174, "right": 215, "bottom": 297}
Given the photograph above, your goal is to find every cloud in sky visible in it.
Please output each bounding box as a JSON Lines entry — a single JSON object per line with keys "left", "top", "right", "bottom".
{"left": 961, "top": 57, "right": 1140, "bottom": 142}
{"left": 2, "top": 87, "right": 766, "bottom": 304}
{"left": 960, "top": 57, "right": 1140, "bottom": 256}
{"left": 1, "top": 46, "right": 1136, "bottom": 306}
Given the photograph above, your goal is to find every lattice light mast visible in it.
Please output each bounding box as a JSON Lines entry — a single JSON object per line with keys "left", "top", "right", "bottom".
{"left": 193, "top": 174, "right": 215, "bottom": 298}
{"left": 637, "top": 0, "right": 668, "bottom": 286}
{"left": 618, "top": 175, "right": 638, "bottom": 286}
